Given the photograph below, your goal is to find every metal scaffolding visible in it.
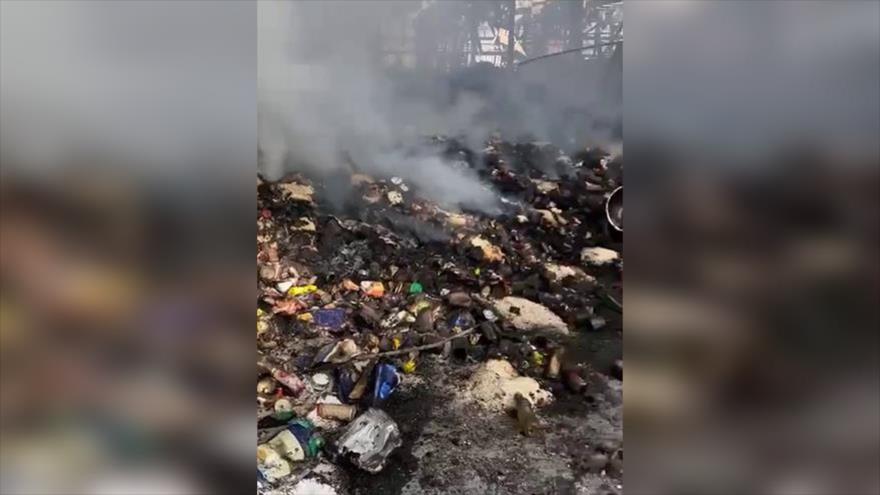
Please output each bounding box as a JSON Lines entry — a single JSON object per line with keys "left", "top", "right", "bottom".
{"left": 379, "top": 0, "right": 623, "bottom": 70}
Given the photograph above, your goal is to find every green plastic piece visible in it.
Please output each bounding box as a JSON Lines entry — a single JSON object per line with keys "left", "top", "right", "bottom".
{"left": 272, "top": 411, "right": 294, "bottom": 422}
{"left": 307, "top": 436, "right": 325, "bottom": 457}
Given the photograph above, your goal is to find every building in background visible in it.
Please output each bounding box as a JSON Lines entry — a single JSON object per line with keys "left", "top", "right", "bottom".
{"left": 380, "top": 0, "right": 622, "bottom": 70}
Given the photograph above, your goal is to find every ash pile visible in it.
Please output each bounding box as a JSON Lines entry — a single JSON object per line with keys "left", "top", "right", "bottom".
{"left": 256, "top": 137, "right": 622, "bottom": 494}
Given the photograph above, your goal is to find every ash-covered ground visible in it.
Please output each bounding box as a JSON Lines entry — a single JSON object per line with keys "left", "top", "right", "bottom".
{"left": 257, "top": 137, "right": 622, "bottom": 495}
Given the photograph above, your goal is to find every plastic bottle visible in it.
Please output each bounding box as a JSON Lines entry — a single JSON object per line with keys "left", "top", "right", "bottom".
{"left": 372, "top": 363, "right": 400, "bottom": 406}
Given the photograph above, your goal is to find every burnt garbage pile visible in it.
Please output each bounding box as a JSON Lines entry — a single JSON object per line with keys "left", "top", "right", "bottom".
{"left": 255, "top": 137, "right": 622, "bottom": 487}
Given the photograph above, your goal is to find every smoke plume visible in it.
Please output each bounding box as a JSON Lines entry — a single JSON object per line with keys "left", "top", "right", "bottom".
{"left": 258, "top": 0, "right": 622, "bottom": 211}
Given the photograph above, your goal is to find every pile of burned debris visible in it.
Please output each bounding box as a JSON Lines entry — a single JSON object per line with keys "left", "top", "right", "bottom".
{"left": 256, "top": 137, "right": 622, "bottom": 491}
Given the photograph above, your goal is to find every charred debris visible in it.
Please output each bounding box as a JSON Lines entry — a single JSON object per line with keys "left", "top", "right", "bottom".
{"left": 256, "top": 136, "right": 622, "bottom": 487}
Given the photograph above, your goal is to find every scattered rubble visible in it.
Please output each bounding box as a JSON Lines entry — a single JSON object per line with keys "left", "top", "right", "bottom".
{"left": 493, "top": 296, "right": 569, "bottom": 335}
{"left": 543, "top": 263, "right": 595, "bottom": 284}
{"left": 580, "top": 247, "right": 620, "bottom": 266}
{"left": 256, "top": 138, "right": 622, "bottom": 493}
{"left": 465, "top": 359, "right": 553, "bottom": 412}
{"left": 278, "top": 181, "right": 315, "bottom": 204}
{"left": 469, "top": 235, "right": 505, "bottom": 262}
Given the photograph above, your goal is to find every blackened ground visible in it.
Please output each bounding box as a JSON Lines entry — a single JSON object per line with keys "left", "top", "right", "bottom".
{"left": 257, "top": 139, "right": 623, "bottom": 495}
{"left": 271, "top": 317, "right": 622, "bottom": 495}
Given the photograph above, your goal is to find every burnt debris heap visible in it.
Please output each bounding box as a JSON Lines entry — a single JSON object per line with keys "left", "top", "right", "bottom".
{"left": 256, "top": 136, "right": 622, "bottom": 492}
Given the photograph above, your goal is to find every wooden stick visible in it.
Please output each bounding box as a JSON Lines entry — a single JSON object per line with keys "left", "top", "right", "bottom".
{"left": 599, "top": 288, "right": 622, "bottom": 313}
{"left": 336, "top": 326, "right": 479, "bottom": 364}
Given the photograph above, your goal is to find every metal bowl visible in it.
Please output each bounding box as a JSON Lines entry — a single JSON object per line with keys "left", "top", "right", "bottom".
{"left": 605, "top": 186, "right": 623, "bottom": 232}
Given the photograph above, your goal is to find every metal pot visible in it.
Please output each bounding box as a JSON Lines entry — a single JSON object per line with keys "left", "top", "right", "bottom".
{"left": 605, "top": 186, "right": 623, "bottom": 232}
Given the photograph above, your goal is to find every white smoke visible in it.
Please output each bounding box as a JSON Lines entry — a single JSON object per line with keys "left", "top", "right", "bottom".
{"left": 258, "top": 1, "right": 500, "bottom": 210}
{"left": 258, "top": 0, "right": 622, "bottom": 211}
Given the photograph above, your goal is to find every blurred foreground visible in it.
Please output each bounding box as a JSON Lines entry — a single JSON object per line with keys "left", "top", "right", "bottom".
{"left": 0, "top": 173, "right": 255, "bottom": 494}
{"left": 624, "top": 1, "right": 879, "bottom": 493}
{"left": 1, "top": 1, "right": 256, "bottom": 493}
{"left": 625, "top": 147, "right": 879, "bottom": 494}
